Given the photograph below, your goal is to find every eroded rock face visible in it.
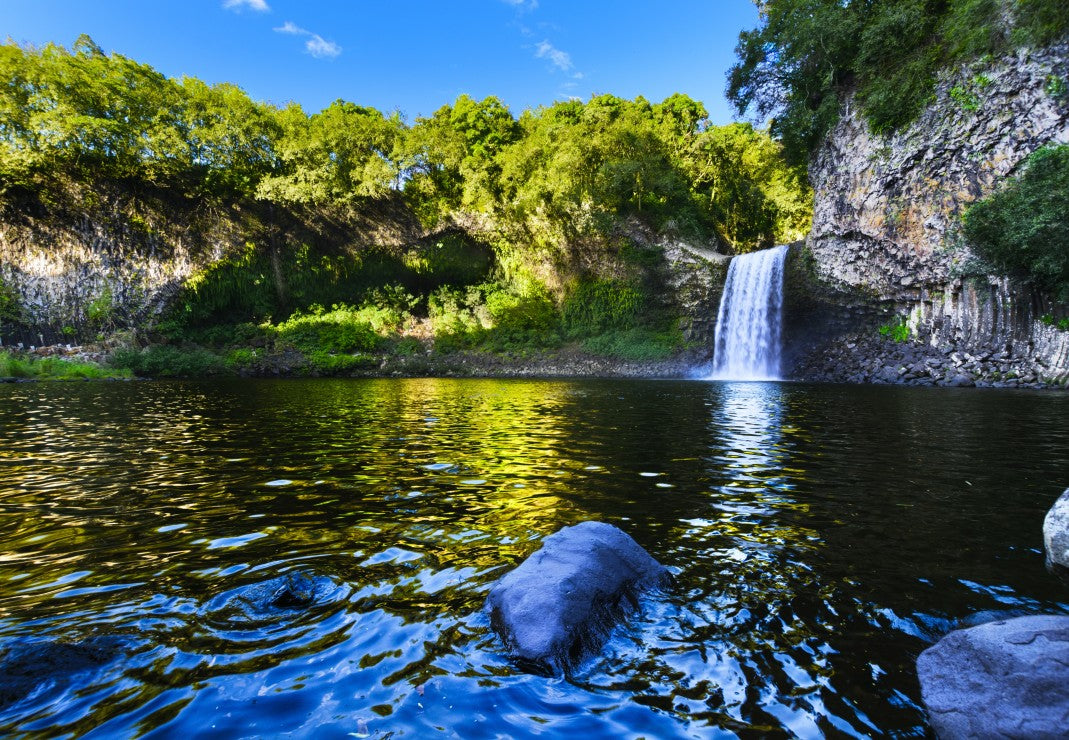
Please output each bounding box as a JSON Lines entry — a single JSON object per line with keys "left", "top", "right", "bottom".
{"left": 917, "top": 615, "right": 1069, "bottom": 739}
{"left": 804, "top": 41, "right": 1069, "bottom": 382}
{"left": 487, "top": 521, "right": 669, "bottom": 674}
{"left": 809, "top": 43, "right": 1069, "bottom": 297}
{"left": 1043, "top": 488, "right": 1069, "bottom": 573}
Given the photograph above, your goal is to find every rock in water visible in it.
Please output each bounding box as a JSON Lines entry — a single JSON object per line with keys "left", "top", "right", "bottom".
{"left": 1043, "top": 488, "right": 1069, "bottom": 574}
{"left": 487, "top": 521, "right": 669, "bottom": 673}
{"left": 0, "top": 636, "right": 129, "bottom": 710}
{"left": 917, "top": 615, "right": 1069, "bottom": 738}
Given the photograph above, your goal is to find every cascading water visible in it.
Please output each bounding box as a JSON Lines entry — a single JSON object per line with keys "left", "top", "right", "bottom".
{"left": 709, "top": 244, "right": 788, "bottom": 381}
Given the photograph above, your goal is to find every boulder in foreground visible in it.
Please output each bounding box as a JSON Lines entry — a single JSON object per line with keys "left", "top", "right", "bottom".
{"left": 487, "top": 521, "right": 669, "bottom": 674}
{"left": 1043, "top": 488, "right": 1069, "bottom": 574}
{"left": 917, "top": 615, "right": 1069, "bottom": 739}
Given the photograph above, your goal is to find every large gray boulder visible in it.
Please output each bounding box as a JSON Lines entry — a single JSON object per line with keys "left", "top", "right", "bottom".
{"left": 487, "top": 521, "right": 669, "bottom": 673}
{"left": 917, "top": 615, "right": 1069, "bottom": 738}
{"left": 1043, "top": 488, "right": 1069, "bottom": 573}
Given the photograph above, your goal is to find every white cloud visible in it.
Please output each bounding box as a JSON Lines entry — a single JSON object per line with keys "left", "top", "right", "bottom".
{"left": 274, "top": 21, "right": 303, "bottom": 35}
{"left": 273, "top": 22, "right": 342, "bottom": 58}
{"left": 305, "top": 35, "right": 341, "bottom": 59}
{"left": 223, "top": 0, "right": 270, "bottom": 12}
{"left": 502, "top": 0, "right": 538, "bottom": 10}
{"left": 535, "top": 40, "right": 572, "bottom": 72}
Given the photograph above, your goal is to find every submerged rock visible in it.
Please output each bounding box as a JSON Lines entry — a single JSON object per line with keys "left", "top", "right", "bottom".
{"left": 917, "top": 615, "right": 1069, "bottom": 738}
{"left": 1043, "top": 488, "right": 1069, "bottom": 575}
{"left": 202, "top": 570, "right": 338, "bottom": 627}
{"left": 0, "top": 635, "right": 129, "bottom": 710}
{"left": 487, "top": 521, "right": 669, "bottom": 674}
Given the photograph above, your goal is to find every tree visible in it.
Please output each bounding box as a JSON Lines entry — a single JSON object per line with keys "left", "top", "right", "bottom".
{"left": 256, "top": 100, "right": 402, "bottom": 204}
{"left": 403, "top": 94, "right": 520, "bottom": 220}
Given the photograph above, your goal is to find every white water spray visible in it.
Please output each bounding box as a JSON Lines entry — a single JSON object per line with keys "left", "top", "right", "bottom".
{"left": 709, "top": 245, "right": 788, "bottom": 381}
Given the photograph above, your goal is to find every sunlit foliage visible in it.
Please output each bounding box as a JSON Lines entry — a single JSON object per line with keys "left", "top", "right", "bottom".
{"left": 728, "top": 0, "right": 1069, "bottom": 163}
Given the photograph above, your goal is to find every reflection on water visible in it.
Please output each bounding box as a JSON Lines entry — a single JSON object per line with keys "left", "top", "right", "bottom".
{"left": 0, "top": 378, "right": 1067, "bottom": 736}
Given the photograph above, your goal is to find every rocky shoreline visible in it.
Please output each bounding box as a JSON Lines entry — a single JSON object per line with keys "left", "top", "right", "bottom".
{"left": 790, "top": 331, "right": 1068, "bottom": 389}
{"left": 6, "top": 337, "right": 1069, "bottom": 388}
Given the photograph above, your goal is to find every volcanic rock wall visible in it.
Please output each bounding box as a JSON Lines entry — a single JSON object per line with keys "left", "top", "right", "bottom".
{"left": 801, "top": 40, "right": 1069, "bottom": 383}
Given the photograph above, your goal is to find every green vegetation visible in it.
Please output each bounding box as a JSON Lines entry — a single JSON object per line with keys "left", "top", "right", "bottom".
{"left": 728, "top": 0, "right": 1069, "bottom": 163}
{"left": 963, "top": 145, "right": 1069, "bottom": 300}
{"left": 108, "top": 345, "right": 226, "bottom": 378}
{"left": 0, "top": 36, "right": 817, "bottom": 373}
{"left": 879, "top": 317, "right": 911, "bottom": 343}
{"left": 1040, "top": 314, "right": 1069, "bottom": 331}
{"left": 0, "top": 350, "right": 132, "bottom": 380}
{"left": 0, "top": 275, "right": 20, "bottom": 329}
{"left": 0, "top": 37, "right": 808, "bottom": 251}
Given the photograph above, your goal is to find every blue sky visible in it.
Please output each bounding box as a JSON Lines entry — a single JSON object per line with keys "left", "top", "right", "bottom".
{"left": 2, "top": 0, "right": 759, "bottom": 124}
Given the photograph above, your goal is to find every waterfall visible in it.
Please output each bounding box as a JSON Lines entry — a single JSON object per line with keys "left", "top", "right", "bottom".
{"left": 709, "top": 245, "right": 788, "bottom": 381}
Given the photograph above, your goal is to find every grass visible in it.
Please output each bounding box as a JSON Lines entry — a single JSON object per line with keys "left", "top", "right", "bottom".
{"left": 0, "top": 350, "right": 133, "bottom": 380}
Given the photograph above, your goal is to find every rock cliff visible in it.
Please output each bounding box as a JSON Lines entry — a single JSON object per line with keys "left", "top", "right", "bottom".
{"left": 0, "top": 181, "right": 420, "bottom": 345}
{"left": 799, "top": 40, "right": 1069, "bottom": 384}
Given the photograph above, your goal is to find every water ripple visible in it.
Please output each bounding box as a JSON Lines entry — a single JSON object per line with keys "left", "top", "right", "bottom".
{"left": 0, "top": 378, "right": 1066, "bottom": 735}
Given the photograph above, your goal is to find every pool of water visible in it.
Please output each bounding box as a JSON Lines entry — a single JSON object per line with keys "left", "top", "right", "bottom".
{"left": 0, "top": 378, "right": 1066, "bottom": 737}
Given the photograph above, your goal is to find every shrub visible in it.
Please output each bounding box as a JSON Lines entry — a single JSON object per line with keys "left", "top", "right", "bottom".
{"left": 0, "top": 350, "right": 131, "bottom": 379}
{"left": 305, "top": 350, "right": 375, "bottom": 375}
{"left": 272, "top": 304, "right": 384, "bottom": 353}
{"left": 224, "top": 347, "right": 259, "bottom": 372}
{"left": 963, "top": 145, "right": 1069, "bottom": 300}
{"left": 1040, "top": 314, "right": 1069, "bottom": 332}
{"left": 87, "top": 285, "right": 115, "bottom": 329}
{"left": 581, "top": 327, "right": 683, "bottom": 360}
{"left": 484, "top": 286, "right": 558, "bottom": 337}
{"left": 0, "top": 276, "right": 23, "bottom": 327}
{"left": 561, "top": 280, "right": 644, "bottom": 337}
{"left": 109, "top": 345, "right": 226, "bottom": 377}
{"left": 428, "top": 286, "right": 485, "bottom": 342}
{"left": 878, "top": 318, "right": 911, "bottom": 343}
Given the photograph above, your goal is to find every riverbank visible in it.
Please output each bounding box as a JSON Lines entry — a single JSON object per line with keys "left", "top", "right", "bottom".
{"left": 8, "top": 337, "right": 1069, "bottom": 388}
{"left": 0, "top": 348, "right": 132, "bottom": 381}
{"left": 1, "top": 342, "right": 709, "bottom": 381}
{"left": 790, "top": 331, "right": 1069, "bottom": 389}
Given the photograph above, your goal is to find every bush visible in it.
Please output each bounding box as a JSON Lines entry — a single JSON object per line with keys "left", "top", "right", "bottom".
{"left": 0, "top": 276, "right": 21, "bottom": 327}
{"left": 0, "top": 350, "right": 131, "bottom": 379}
{"left": 878, "top": 318, "right": 911, "bottom": 343}
{"left": 581, "top": 327, "right": 683, "bottom": 360}
{"left": 484, "top": 286, "right": 558, "bottom": 336}
{"left": 87, "top": 285, "right": 115, "bottom": 329}
{"left": 963, "top": 145, "right": 1069, "bottom": 300}
{"left": 561, "top": 280, "right": 644, "bottom": 337}
{"left": 109, "top": 345, "right": 226, "bottom": 377}
{"left": 305, "top": 350, "right": 375, "bottom": 375}
{"left": 272, "top": 304, "right": 385, "bottom": 353}
{"left": 224, "top": 347, "right": 259, "bottom": 372}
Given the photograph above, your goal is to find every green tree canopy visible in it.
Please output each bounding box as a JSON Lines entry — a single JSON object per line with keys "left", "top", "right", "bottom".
{"left": 727, "top": 0, "right": 1068, "bottom": 164}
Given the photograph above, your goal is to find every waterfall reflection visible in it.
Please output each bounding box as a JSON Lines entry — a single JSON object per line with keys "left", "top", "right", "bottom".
{"left": 701, "top": 380, "right": 818, "bottom": 553}
{"left": 613, "top": 384, "right": 842, "bottom": 734}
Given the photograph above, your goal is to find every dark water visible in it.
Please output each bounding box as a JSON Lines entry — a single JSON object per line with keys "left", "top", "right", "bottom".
{"left": 0, "top": 378, "right": 1067, "bottom": 738}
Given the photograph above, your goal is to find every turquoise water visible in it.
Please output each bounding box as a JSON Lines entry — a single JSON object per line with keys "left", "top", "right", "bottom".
{"left": 0, "top": 378, "right": 1066, "bottom": 737}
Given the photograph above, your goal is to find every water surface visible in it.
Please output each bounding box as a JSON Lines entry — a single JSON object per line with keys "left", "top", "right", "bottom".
{"left": 0, "top": 378, "right": 1066, "bottom": 737}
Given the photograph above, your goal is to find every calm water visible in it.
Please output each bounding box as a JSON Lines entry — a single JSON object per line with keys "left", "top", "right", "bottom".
{"left": 0, "top": 378, "right": 1067, "bottom": 738}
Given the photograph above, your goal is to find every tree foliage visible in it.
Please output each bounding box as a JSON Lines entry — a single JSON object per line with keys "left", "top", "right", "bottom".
{"left": 0, "top": 36, "right": 810, "bottom": 257}
{"left": 728, "top": 0, "right": 1069, "bottom": 164}
{"left": 963, "top": 145, "right": 1069, "bottom": 300}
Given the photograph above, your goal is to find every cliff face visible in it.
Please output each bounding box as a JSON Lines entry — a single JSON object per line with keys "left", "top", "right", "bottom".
{"left": 0, "top": 183, "right": 229, "bottom": 342}
{"left": 803, "top": 40, "right": 1069, "bottom": 382}
{"left": 0, "top": 181, "right": 421, "bottom": 344}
